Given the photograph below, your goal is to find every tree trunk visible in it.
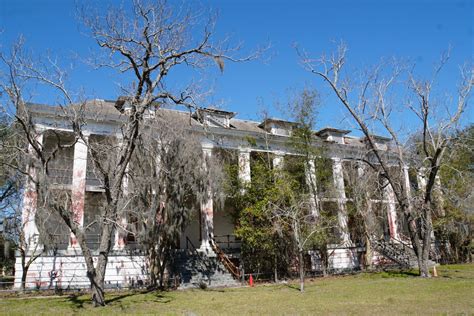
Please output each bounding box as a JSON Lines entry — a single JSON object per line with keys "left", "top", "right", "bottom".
{"left": 93, "top": 223, "right": 114, "bottom": 306}
{"left": 91, "top": 276, "right": 106, "bottom": 307}
{"left": 320, "top": 244, "right": 328, "bottom": 277}
{"left": 274, "top": 255, "right": 278, "bottom": 282}
{"left": 419, "top": 205, "right": 432, "bottom": 277}
{"left": 149, "top": 246, "right": 158, "bottom": 288}
{"left": 299, "top": 250, "right": 304, "bottom": 293}
{"left": 76, "top": 217, "right": 114, "bottom": 307}
{"left": 20, "top": 251, "right": 30, "bottom": 291}
{"left": 21, "top": 264, "right": 28, "bottom": 291}
{"left": 364, "top": 234, "right": 373, "bottom": 270}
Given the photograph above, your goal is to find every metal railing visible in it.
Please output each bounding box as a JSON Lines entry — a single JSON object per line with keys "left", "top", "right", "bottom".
{"left": 210, "top": 236, "right": 241, "bottom": 279}
{"left": 214, "top": 234, "right": 241, "bottom": 250}
{"left": 185, "top": 236, "right": 198, "bottom": 253}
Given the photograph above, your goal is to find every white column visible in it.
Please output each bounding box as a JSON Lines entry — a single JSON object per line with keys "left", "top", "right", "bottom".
{"left": 22, "top": 132, "right": 44, "bottom": 253}
{"left": 238, "top": 148, "right": 251, "bottom": 186}
{"left": 68, "top": 134, "right": 89, "bottom": 249}
{"left": 113, "top": 165, "right": 129, "bottom": 251}
{"left": 434, "top": 175, "right": 445, "bottom": 216}
{"left": 403, "top": 166, "right": 411, "bottom": 195}
{"left": 305, "top": 159, "right": 319, "bottom": 217}
{"left": 417, "top": 167, "right": 427, "bottom": 192}
{"left": 272, "top": 151, "right": 284, "bottom": 170}
{"left": 331, "top": 157, "right": 351, "bottom": 245}
{"left": 113, "top": 217, "right": 128, "bottom": 251}
{"left": 114, "top": 137, "right": 130, "bottom": 251}
{"left": 384, "top": 180, "right": 400, "bottom": 240}
{"left": 199, "top": 145, "right": 215, "bottom": 256}
{"left": 357, "top": 163, "right": 373, "bottom": 221}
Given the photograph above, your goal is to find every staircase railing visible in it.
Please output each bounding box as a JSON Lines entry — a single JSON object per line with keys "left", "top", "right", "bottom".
{"left": 210, "top": 235, "right": 241, "bottom": 279}
{"left": 370, "top": 235, "right": 412, "bottom": 267}
{"left": 185, "top": 236, "right": 198, "bottom": 254}
{"left": 214, "top": 234, "right": 241, "bottom": 251}
{"left": 393, "top": 235, "right": 439, "bottom": 263}
{"left": 180, "top": 236, "right": 214, "bottom": 278}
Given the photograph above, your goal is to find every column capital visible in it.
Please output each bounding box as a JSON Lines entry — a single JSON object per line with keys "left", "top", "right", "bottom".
{"left": 202, "top": 147, "right": 213, "bottom": 157}
{"left": 238, "top": 147, "right": 252, "bottom": 154}
{"left": 34, "top": 125, "right": 47, "bottom": 133}
{"left": 238, "top": 148, "right": 251, "bottom": 186}
{"left": 81, "top": 131, "right": 91, "bottom": 138}
{"left": 201, "top": 143, "right": 214, "bottom": 152}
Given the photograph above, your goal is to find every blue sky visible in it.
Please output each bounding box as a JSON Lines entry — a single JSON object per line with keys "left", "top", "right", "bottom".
{"left": 1, "top": 0, "right": 473, "bottom": 133}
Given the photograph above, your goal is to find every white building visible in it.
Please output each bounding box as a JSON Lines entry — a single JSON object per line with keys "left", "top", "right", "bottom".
{"left": 14, "top": 100, "right": 417, "bottom": 289}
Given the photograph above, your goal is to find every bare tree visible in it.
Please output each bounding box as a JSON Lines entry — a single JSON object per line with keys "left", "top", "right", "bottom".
{"left": 77, "top": 1, "right": 256, "bottom": 304}
{"left": 343, "top": 160, "right": 386, "bottom": 269}
{"left": 123, "top": 114, "right": 225, "bottom": 288}
{"left": 269, "top": 177, "right": 337, "bottom": 292}
{"left": 1, "top": 0, "right": 257, "bottom": 306}
{"left": 297, "top": 43, "right": 473, "bottom": 277}
{"left": 0, "top": 107, "right": 68, "bottom": 290}
{"left": 285, "top": 89, "right": 339, "bottom": 277}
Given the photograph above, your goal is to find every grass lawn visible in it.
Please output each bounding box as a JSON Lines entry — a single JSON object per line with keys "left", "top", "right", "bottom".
{"left": 1, "top": 264, "right": 473, "bottom": 315}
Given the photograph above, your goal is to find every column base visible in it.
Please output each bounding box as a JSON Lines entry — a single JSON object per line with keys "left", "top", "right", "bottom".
{"left": 66, "top": 236, "right": 82, "bottom": 254}
{"left": 66, "top": 245, "right": 82, "bottom": 254}
{"left": 113, "top": 244, "right": 126, "bottom": 252}
{"left": 27, "top": 244, "right": 44, "bottom": 256}
{"left": 197, "top": 241, "right": 216, "bottom": 257}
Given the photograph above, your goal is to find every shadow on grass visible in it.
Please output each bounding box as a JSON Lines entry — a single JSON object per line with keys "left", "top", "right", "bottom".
{"left": 65, "top": 289, "right": 174, "bottom": 309}
{"left": 203, "top": 288, "right": 226, "bottom": 293}
{"left": 380, "top": 270, "right": 419, "bottom": 278}
{"left": 105, "top": 292, "right": 143, "bottom": 304}
{"left": 67, "top": 294, "right": 88, "bottom": 309}
{"left": 107, "top": 290, "right": 174, "bottom": 305}
{"left": 150, "top": 292, "right": 173, "bottom": 303}
{"left": 284, "top": 283, "right": 302, "bottom": 292}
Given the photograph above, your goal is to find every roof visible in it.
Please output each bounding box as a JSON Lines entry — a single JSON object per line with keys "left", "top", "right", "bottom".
{"left": 363, "top": 134, "right": 392, "bottom": 143}
{"left": 27, "top": 100, "right": 364, "bottom": 142}
{"left": 230, "top": 119, "right": 267, "bottom": 134}
{"left": 258, "top": 118, "right": 299, "bottom": 128}
{"left": 315, "top": 127, "right": 351, "bottom": 136}
{"left": 193, "top": 107, "right": 237, "bottom": 118}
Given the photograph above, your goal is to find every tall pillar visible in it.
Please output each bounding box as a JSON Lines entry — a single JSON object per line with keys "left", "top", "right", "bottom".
{"left": 403, "top": 166, "right": 411, "bottom": 197}
{"left": 22, "top": 132, "right": 44, "bottom": 253}
{"left": 68, "top": 134, "right": 89, "bottom": 250}
{"left": 434, "top": 175, "right": 445, "bottom": 216}
{"left": 384, "top": 180, "right": 400, "bottom": 240}
{"left": 113, "top": 217, "right": 128, "bottom": 251}
{"left": 238, "top": 148, "right": 251, "bottom": 186}
{"left": 114, "top": 137, "right": 130, "bottom": 251}
{"left": 305, "top": 158, "right": 319, "bottom": 217}
{"left": 272, "top": 151, "right": 284, "bottom": 170}
{"left": 331, "top": 157, "right": 351, "bottom": 245}
{"left": 357, "top": 163, "right": 373, "bottom": 222}
{"left": 417, "top": 167, "right": 427, "bottom": 192}
{"left": 113, "top": 164, "right": 129, "bottom": 251}
{"left": 199, "top": 145, "right": 215, "bottom": 256}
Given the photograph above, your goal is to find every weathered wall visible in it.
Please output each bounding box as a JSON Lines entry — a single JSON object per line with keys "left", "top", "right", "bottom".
{"left": 14, "top": 254, "right": 148, "bottom": 289}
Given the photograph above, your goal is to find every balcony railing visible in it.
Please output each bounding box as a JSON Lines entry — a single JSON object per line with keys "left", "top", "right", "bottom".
{"left": 214, "top": 234, "right": 241, "bottom": 251}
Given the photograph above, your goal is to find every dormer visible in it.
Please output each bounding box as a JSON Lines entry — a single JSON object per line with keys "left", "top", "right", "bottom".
{"left": 363, "top": 134, "right": 392, "bottom": 150}
{"left": 193, "top": 108, "right": 236, "bottom": 128}
{"left": 258, "top": 118, "right": 298, "bottom": 136}
{"left": 315, "top": 128, "right": 351, "bottom": 144}
{"left": 114, "top": 96, "right": 132, "bottom": 113}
